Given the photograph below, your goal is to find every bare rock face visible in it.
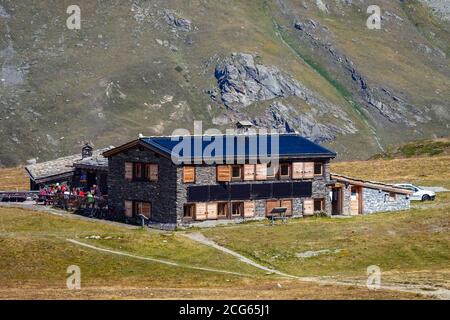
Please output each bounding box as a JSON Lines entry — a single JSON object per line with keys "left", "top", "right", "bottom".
{"left": 214, "top": 53, "right": 307, "bottom": 108}
{"left": 253, "top": 102, "right": 357, "bottom": 143}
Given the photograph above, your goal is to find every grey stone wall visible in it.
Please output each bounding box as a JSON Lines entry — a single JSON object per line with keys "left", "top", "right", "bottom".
{"left": 107, "top": 147, "right": 178, "bottom": 225}
{"left": 176, "top": 159, "right": 332, "bottom": 221}
{"left": 362, "top": 188, "right": 410, "bottom": 214}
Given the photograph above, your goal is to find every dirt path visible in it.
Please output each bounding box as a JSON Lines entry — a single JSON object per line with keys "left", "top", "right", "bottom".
{"left": 182, "top": 232, "right": 450, "bottom": 300}
{"left": 66, "top": 239, "right": 254, "bottom": 278}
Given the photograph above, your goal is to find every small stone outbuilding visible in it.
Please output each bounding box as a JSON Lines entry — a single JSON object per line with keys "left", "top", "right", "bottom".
{"left": 329, "top": 173, "right": 412, "bottom": 216}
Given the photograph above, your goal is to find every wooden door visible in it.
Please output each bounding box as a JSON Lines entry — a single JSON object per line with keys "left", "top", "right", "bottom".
{"left": 303, "top": 199, "right": 314, "bottom": 216}
{"left": 350, "top": 186, "right": 361, "bottom": 215}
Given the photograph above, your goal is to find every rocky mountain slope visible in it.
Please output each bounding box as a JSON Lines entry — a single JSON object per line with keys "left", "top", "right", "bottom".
{"left": 0, "top": 0, "right": 449, "bottom": 165}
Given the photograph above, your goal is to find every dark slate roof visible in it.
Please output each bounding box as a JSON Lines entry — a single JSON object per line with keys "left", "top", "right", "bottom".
{"left": 25, "top": 147, "right": 113, "bottom": 183}
{"left": 140, "top": 133, "right": 336, "bottom": 162}
{"left": 73, "top": 149, "right": 112, "bottom": 171}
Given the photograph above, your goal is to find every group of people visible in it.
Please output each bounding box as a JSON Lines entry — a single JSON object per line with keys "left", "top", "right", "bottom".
{"left": 38, "top": 183, "right": 103, "bottom": 206}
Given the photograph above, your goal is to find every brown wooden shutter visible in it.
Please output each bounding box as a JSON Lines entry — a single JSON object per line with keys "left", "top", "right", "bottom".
{"left": 243, "top": 201, "right": 255, "bottom": 218}
{"left": 280, "top": 199, "right": 292, "bottom": 216}
{"left": 124, "top": 200, "right": 133, "bottom": 217}
{"left": 195, "top": 203, "right": 207, "bottom": 220}
{"left": 217, "top": 165, "right": 231, "bottom": 182}
{"left": 292, "top": 162, "right": 304, "bottom": 179}
{"left": 266, "top": 200, "right": 279, "bottom": 216}
{"left": 147, "top": 164, "right": 158, "bottom": 181}
{"left": 206, "top": 203, "right": 218, "bottom": 220}
{"left": 255, "top": 164, "right": 267, "bottom": 180}
{"left": 141, "top": 202, "right": 151, "bottom": 218}
{"left": 125, "top": 162, "right": 133, "bottom": 180}
{"left": 303, "top": 199, "right": 314, "bottom": 216}
{"left": 243, "top": 164, "right": 255, "bottom": 181}
{"left": 183, "top": 166, "right": 195, "bottom": 183}
{"left": 303, "top": 162, "right": 314, "bottom": 179}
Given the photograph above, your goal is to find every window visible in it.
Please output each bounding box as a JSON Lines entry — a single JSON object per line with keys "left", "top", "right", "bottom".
{"left": 389, "top": 192, "right": 396, "bottom": 202}
{"left": 125, "top": 200, "right": 151, "bottom": 218}
{"left": 183, "top": 204, "right": 195, "bottom": 219}
{"left": 218, "top": 202, "right": 229, "bottom": 218}
{"left": 231, "top": 165, "right": 242, "bottom": 181}
{"left": 314, "top": 163, "right": 323, "bottom": 176}
{"left": 147, "top": 164, "right": 158, "bottom": 181}
{"left": 136, "top": 201, "right": 151, "bottom": 218}
{"left": 131, "top": 163, "right": 158, "bottom": 181}
{"left": 279, "top": 163, "right": 291, "bottom": 179}
{"left": 231, "top": 202, "right": 244, "bottom": 216}
{"left": 314, "top": 198, "right": 324, "bottom": 212}
{"left": 133, "top": 163, "right": 143, "bottom": 179}
{"left": 183, "top": 166, "right": 195, "bottom": 183}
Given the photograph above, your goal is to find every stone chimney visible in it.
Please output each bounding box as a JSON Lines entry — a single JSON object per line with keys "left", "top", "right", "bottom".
{"left": 235, "top": 120, "right": 254, "bottom": 134}
{"left": 81, "top": 142, "right": 93, "bottom": 159}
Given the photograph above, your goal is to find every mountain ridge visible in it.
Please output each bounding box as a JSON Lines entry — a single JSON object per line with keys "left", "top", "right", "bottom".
{"left": 0, "top": 0, "right": 449, "bottom": 166}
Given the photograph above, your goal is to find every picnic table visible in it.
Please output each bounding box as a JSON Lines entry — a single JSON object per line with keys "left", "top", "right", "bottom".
{"left": 266, "top": 207, "right": 288, "bottom": 225}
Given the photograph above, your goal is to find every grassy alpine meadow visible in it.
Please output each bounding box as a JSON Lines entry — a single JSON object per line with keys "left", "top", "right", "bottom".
{"left": 0, "top": 167, "right": 29, "bottom": 191}
{"left": 0, "top": 206, "right": 421, "bottom": 300}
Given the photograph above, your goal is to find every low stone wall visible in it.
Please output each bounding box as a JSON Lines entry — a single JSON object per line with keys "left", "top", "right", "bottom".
{"left": 363, "top": 187, "right": 410, "bottom": 214}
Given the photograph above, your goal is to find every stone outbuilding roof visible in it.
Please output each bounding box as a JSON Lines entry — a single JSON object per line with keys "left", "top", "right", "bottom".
{"left": 331, "top": 173, "right": 413, "bottom": 195}
{"left": 25, "top": 147, "right": 113, "bottom": 183}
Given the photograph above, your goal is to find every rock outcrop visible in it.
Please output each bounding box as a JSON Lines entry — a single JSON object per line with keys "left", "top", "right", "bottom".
{"left": 164, "top": 9, "right": 192, "bottom": 32}
{"left": 254, "top": 102, "right": 357, "bottom": 143}
{"left": 214, "top": 53, "right": 308, "bottom": 108}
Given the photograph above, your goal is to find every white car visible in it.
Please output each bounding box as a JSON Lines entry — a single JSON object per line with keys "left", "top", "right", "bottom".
{"left": 394, "top": 184, "right": 436, "bottom": 201}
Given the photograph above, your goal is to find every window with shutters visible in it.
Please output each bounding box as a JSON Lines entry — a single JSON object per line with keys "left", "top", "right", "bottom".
{"left": 314, "top": 163, "right": 323, "bottom": 176}
{"left": 125, "top": 200, "right": 151, "bottom": 218}
{"left": 231, "top": 202, "right": 244, "bottom": 217}
{"left": 231, "top": 165, "right": 242, "bottom": 181}
{"left": 183, "top": 204, "right": 195, "bottom": 219}
{"left": 136, "top": 201, "right": 151, "bottom": 218}
{"left": 279, "top": 163, "right": 291, "bottom": 179}
{"left": 217, "top": 202, "right": 229, "bottom": 218}
{"left": 183, "top": 166, "right": 195, "bottom": 183}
